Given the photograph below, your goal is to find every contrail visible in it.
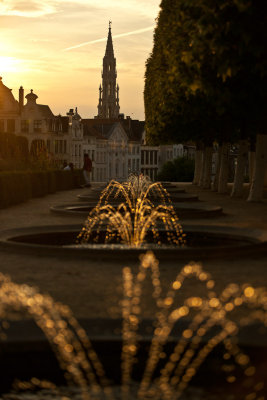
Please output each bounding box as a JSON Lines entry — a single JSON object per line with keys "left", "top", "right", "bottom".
{"left": 63, "top": 26, "right": 154, "bottom": 51}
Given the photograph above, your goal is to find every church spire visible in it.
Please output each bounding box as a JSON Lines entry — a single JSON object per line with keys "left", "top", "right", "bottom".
{"left": 105, "top": 21, "right": 114, "bottom": 57}
{"left": 97, "top": 22, "right": 120, "bottom": 119}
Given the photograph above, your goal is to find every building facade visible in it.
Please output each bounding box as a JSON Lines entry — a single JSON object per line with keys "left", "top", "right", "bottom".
{"left": 0, "top": 25, "right": 195, "bottom": 181}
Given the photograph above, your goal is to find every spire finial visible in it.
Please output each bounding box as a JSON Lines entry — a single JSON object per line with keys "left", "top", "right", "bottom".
{"left": 109, "top": 20, "right": 112, "bottom": 30}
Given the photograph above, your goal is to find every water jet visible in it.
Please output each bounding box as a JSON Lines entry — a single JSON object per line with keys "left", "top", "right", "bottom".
{"left": 50, "top": 202, "right": 223, "bottom": 219}
{"left": 0, "top": 253, "right": 266, "bottom": 399}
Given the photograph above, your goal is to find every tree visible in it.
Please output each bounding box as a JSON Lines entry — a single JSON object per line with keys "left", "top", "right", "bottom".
{"left": 145, "top": 0, "right": 267, "bottom": 199}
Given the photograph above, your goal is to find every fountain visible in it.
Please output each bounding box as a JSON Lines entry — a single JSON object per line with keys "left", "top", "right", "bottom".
{"left": 0, "top": 174, "right": 266, "bottom": 398}
{"left": 51, "top": 174, "right": 224, "bottom": 219}
{"left": 0, "top": 252, "right": 266, "bottom": 399}
{"left": 0, "top": 175, "right": 266, "bottom": 259}
{"left": 77, "top": 175, "right": 197, "bottom": 203}
{"left": 51, "top": 173, "right": 222, "bottom": 219}
{"left": 77, "top": 176, "right": 185, "bottom": 248}
{"left": 50, "top": 201, "right": 223, "bottom": 219}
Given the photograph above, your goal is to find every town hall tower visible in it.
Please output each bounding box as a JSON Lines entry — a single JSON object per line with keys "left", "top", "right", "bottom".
{"left": 97, "top": 22, "right": 120, "bottom": 119}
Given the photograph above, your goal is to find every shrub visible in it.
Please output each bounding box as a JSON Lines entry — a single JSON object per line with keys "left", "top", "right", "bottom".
{"left": 29, "top": 171, "right": 49, "bottom": 198}
{"left": 0, "top": 172, "right": 31, "bottom": 208}
{"left": 46, "top": 170, "right": 57, "bottom": 194}
{"left": 0, "top": 169, "right": 83, "bottom": 208}
{"left": 157, "top": 157, "right": 195, "bottom": 182}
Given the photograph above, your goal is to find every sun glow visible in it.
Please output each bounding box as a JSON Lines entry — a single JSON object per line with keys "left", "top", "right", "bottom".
{"left": 0, "top": 56, "right": 22, "bottom": 73}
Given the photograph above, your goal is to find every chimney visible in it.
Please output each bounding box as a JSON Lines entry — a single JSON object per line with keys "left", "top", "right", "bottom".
{"left": 126, "top": 115, "right": 131, "bottom": 130}
{"left": 19, "top": 86, "right": 24, "bottom": 110}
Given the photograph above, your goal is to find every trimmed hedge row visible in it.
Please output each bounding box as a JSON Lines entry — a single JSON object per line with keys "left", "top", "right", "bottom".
{"left": 0, "top": 170, "right": 83, "bottom": 208}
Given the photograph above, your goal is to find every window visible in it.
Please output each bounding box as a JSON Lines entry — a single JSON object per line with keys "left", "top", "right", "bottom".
{"left": 55, "top": 140, "right": 59, "bottom": 154}
{"left": 108, "top": 83, "right": 111, "bottom": 96}
{"left": 0, "top": 119, "right": 4, "bottom": 132}
{"left": 21, "top": 120, "right": 29, "bottom": 133}
{"left": 64, "top": 140, "right": 67, "bottom": 154}
{"left": 34, "top": 120, "right": 42, "bottom": 132}
{"left": 7, "top": 119, "right": 15, "bottom": 133}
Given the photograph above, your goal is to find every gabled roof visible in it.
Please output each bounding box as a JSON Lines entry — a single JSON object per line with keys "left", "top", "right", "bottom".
{"left": 22, "top": 103, "right": 54, "bottom": 119}
{"left": 83, "top": 123, "right": 107, "bottom": 140}
{"left": 82, "top": 119, "right": 119, "bottom": 140}
{"left": 0, "top": 77, "right": 20, "bottom": 115}
{"left": 37, "top": 105, "right": 54, "bottom": 118}
{"left": 82, "top": 118, "right": 145, "bottom": 142}
{"left": 120, "top": 119, "right": 145, "bottom": 142}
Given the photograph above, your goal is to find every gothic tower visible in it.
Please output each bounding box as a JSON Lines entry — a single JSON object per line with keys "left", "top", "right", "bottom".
{"left": 97, "top": 22, "right": 120, "bottom": 119}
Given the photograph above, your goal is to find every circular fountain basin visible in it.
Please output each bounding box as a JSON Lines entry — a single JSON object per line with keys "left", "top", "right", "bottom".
{"left": 0, "top": 224, "right": 266, "bottom": 261}
{"left": 50, "top": 202, "right": 223, "bottom": 219}
{"left": 77, "top": 192, "right": 198, "bottom": 202}
{"left": 161, "top": 187, "right": 185, "bottom": 193}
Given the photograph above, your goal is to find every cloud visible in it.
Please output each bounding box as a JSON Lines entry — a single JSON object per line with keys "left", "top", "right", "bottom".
{"left": 0, "top": 0, "right": 159, "bottom": 20}
{"left": 63, "top": 26, "right": 154, "bottom": 51}
{"left": 0, "top": 0, "right": 57, "bottom": 17}
{"left": 0, "top": 0, "right": 160, "bottom": 120}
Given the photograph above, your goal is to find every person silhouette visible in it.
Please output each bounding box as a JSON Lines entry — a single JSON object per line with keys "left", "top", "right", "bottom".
{"left": 83, "top": 153, "right": 92, "bottom": 187}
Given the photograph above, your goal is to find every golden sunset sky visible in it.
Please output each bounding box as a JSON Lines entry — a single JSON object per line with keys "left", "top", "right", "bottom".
{"left": 0, "top": 0, "right": 160, "bottom": 119}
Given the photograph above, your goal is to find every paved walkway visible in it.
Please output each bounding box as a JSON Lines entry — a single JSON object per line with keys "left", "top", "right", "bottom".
{"left": 0, "top": 183, "right": 266, "bottom": 319}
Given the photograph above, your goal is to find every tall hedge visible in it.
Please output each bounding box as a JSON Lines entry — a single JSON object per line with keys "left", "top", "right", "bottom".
{"left": 0, "top": 170, "right": 83, "bottom": 208}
